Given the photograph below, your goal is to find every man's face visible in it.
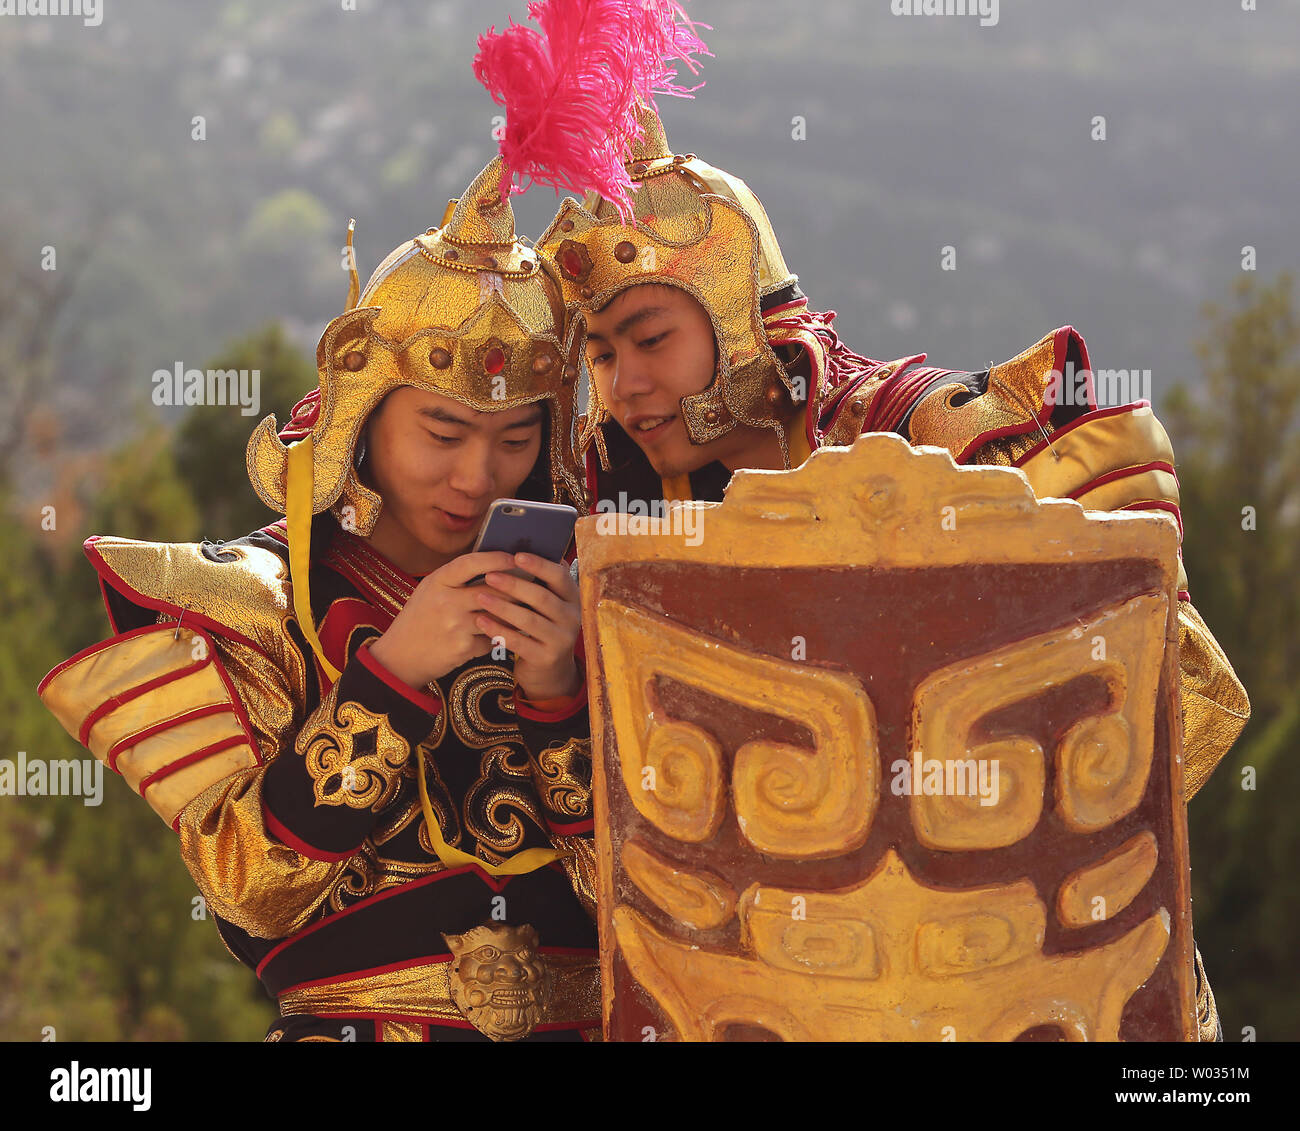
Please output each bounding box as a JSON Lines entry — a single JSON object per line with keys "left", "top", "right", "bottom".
{"left": 364, "top": 385, "right": 544, "bottom": 560}
{"left": 583, "top": 284, "right": 726, "bottom": 478}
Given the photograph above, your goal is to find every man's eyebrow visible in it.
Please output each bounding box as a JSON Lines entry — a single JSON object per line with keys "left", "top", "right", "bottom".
{"left": 415, "top": 404, "right": 544, "bottom": 430}
{"left": 417, "top": 405, "right": 472, "bottom": 426}
{"left": 615, "top": 305, "right": 671, "bottom": 337}
{"left": 587, "top": 305, "right": 672, "bottom": 344}
{"left": 499, "top": 405, "right": 545, "bottom": 430}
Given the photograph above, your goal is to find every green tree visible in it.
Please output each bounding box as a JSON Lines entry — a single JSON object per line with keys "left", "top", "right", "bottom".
{"left": 173, "top": 322, "right": 317, "bottom": 539}
{"left": 1164, "top": 272, "right": 1300, "bottom": 1040}
{"left": 15, "top": 435, "right": 277, "bottom": 1040}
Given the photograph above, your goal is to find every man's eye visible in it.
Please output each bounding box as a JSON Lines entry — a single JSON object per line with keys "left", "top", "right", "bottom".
{"left": 587, "top": 353, "right": 611, "bottom": 368}
{"left": 503, "top": 438, "right": 532, "bottom": 450}
{"left": 639, "top": 332, "right": 667, "bottom": 349}
{"left": 430, "top": 432, "right": 460, "bottom": 445}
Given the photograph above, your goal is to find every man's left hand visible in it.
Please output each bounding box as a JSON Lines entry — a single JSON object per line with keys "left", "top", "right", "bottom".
{"left": 476, "top": 553, "right": 583, "bottom": 702}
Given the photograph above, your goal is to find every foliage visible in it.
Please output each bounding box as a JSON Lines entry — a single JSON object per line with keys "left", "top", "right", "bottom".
{"left": 2, "top": 273, "right": 1296, "bottom": 1038}
{"left": 0, "top": 323, "right": 313, "bottom": 1039}
{"left": 1165, "top": 273, "right": 1300, "bottom": 1040}
{"left": 172, "top": 322, "right": 317, "bottom": 540}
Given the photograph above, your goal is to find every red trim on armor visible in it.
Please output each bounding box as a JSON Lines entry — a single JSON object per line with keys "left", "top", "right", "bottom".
{"left": 1066, "top": 461, "right": 1177, "bottom": 500}
{"left": 38, "top": 622, "right": 177, "bottom": 697}
{"left": 205, "top": 631, "right": 262, "bottom": 759}
{"left": 762, "top": 298, "right": 807, "bottom": 319}
{"left": 262, "top": 804, "right": 360, "bottom": 864}
{"left": 137, "top": 734, "right": 249, "bottom": 794}
{"left": 77, "top": 656, "right": 208, "bottom": 747}
{"left": 280, "top": 954, "right": 453, "bottom": 995}
{"left": 356, "top": 641, "right": 442, "bottom": 715}
{"left": 1118, "top": 499, "right": 1184, "bottom": 539}
{"left": 43, "top": 612, "right": 265, "bottom": 774}
{"left": 1069, "top": 323, "right": 1093, "bottom": 382}
{"left": 1011, "top": 400, "right": 1151, "bottom": 468}
{"left": 316, "top": 598, "right": 389, "bottom": 676}
{"left": 872, "top": 367, "right": 933, "bottom": 433}
{"left": 82, "top": 536, "right": 268, "bottom": 656}
{"left": 254, "top": 863, "right": 517, "bottom": 978}
{"left": 1178, "top": 589, "right": 1191, "bottom": 602}
{"left": 299, "top": 1012, "right": 598, "bottom": 1035}
{"left": 105, "top": 702, "right": 236, "bottom": 773}
{"left": 98, "top": 574, "right": 122, "bottom": 635}
{"left": 322, "top": 553, "right": 401, "bottom": 617}
{"left": 951, "top": 326, "right": 1092, "bottom": 463}
{"left": 310, "top": 1010, "right": 479, "bottom": 1030}
{"left": 329, "top": 532, "right": 422, "bottom": 594}
{"left": 546, "top": 818, "right": 595, "bottom": 837}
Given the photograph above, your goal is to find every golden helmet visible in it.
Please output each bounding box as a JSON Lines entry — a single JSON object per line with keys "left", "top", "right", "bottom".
{"left": 535, "top": 104, "right": 801, "bottom": 467}
{"left": 246, "top": 156, "right": 585, "bottom": 535}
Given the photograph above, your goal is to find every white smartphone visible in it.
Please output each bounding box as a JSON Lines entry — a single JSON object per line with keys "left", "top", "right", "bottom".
{"left": 466, "top": 498, "right": 578, "bottom": 585}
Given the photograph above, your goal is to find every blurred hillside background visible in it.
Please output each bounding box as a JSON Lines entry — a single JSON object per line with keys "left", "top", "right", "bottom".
{"left": 0, "top": 0, "right": 1296, "bottom": 1039}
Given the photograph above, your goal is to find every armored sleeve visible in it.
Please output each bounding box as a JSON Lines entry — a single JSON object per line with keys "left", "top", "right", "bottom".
{"left": 513, "top": 658, "right": 597, "bottom": 920}
{"left": 175, "top": 638, "right": 442, "bottom": 938}
{"left": 866, "top": 328, "right": 1251, "bottom": 796}
{"left": 40, "top": 615, "right": 438, "bottom": 938}
{"left": 972, "top": 399, "right": 1251, "bottom": 799}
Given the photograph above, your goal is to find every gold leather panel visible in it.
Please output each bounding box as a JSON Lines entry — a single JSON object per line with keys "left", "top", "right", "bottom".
{"left": 39, "top": 624, "right": 259, "bottom": 827}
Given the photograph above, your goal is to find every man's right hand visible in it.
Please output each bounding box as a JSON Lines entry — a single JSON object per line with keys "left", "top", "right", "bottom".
{"left": 367, "top": 551, "right": 519, "bottom": 691}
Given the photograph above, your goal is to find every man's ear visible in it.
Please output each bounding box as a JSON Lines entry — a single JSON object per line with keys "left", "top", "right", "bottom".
{"left": 355, "top": 400, "right": 383, "bottom": 485}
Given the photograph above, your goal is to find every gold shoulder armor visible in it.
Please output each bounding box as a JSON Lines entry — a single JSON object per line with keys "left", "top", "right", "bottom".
{"left": 1016, "top": 403, "right": 1177, "bottom": 509}
{"left": 86, "top": 535, "right": 295, "bottom": 660}
{"left": 908, "top": 328, "right": 1067, "bottom": 462}
{"left": 1177, "top": 602, "right": 1251, "bottom": 801}
{"left": 1016, "top": 404, "right": 1185, "bottom": 591}
{"left": 38, "top": 623, "right": 262, "bottom": 828}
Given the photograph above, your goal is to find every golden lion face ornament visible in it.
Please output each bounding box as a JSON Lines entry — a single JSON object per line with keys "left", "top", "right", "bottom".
{"left": 443, "top": 923, "right": 555, "bottom": 1042}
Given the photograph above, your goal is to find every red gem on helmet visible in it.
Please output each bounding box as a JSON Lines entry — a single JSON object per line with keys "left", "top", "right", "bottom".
{"left": 560, "top": 249, "right": 583, "bottom": 278}
{"left": 484, "top": 347, "right": 505, "bottom": 375}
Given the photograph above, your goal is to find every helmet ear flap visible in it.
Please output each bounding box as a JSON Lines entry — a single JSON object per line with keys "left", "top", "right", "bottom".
{"left": 317, "top": 306, "right": 383, "bottom": 374}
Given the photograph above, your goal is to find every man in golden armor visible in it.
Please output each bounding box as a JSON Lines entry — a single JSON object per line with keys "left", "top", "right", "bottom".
{"left": 38, "top": 152, "right": 602, "bottom": 1042}
{"left": 488, "top": 7, "right": 1251, "bottom": 1039}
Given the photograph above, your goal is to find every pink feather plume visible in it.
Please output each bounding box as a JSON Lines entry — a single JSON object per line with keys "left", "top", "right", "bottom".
{"left": 473, "top": 0, "right": 710, "bottom": 219}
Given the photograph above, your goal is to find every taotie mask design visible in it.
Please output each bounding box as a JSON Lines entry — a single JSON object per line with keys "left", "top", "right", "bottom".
{"left": 442, "top": 923, "right": 554, "bottom": 1041}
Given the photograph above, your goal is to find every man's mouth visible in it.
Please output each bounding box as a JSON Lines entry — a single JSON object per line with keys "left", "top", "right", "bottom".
{"left": 628, "top": 414, "right": 675, "bottom": 437}
{"left": 434, "top": 506, "right": 482, "bottom": 531}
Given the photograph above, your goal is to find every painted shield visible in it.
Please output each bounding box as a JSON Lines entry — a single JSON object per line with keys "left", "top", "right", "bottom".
{"left": 575, "top": 434, "right": 1196, "bottom": 1041}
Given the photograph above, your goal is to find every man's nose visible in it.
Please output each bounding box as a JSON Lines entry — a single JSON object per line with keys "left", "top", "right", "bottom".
{"left": 447, "top": 441, "right": 495, "bottom": 500}
{"left": 609, "top": 352, "right": 655, "bottom": 403}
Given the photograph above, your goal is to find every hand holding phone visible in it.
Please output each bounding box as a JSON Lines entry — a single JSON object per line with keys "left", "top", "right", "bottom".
{"left": 367, "top": 550, "right": 519, "bottom": 690}
{"left": 476, "top": 552, "right": 584, "bottom": 702}
{"left": 466, "top": 499, "right": 578, "bottom": 585}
